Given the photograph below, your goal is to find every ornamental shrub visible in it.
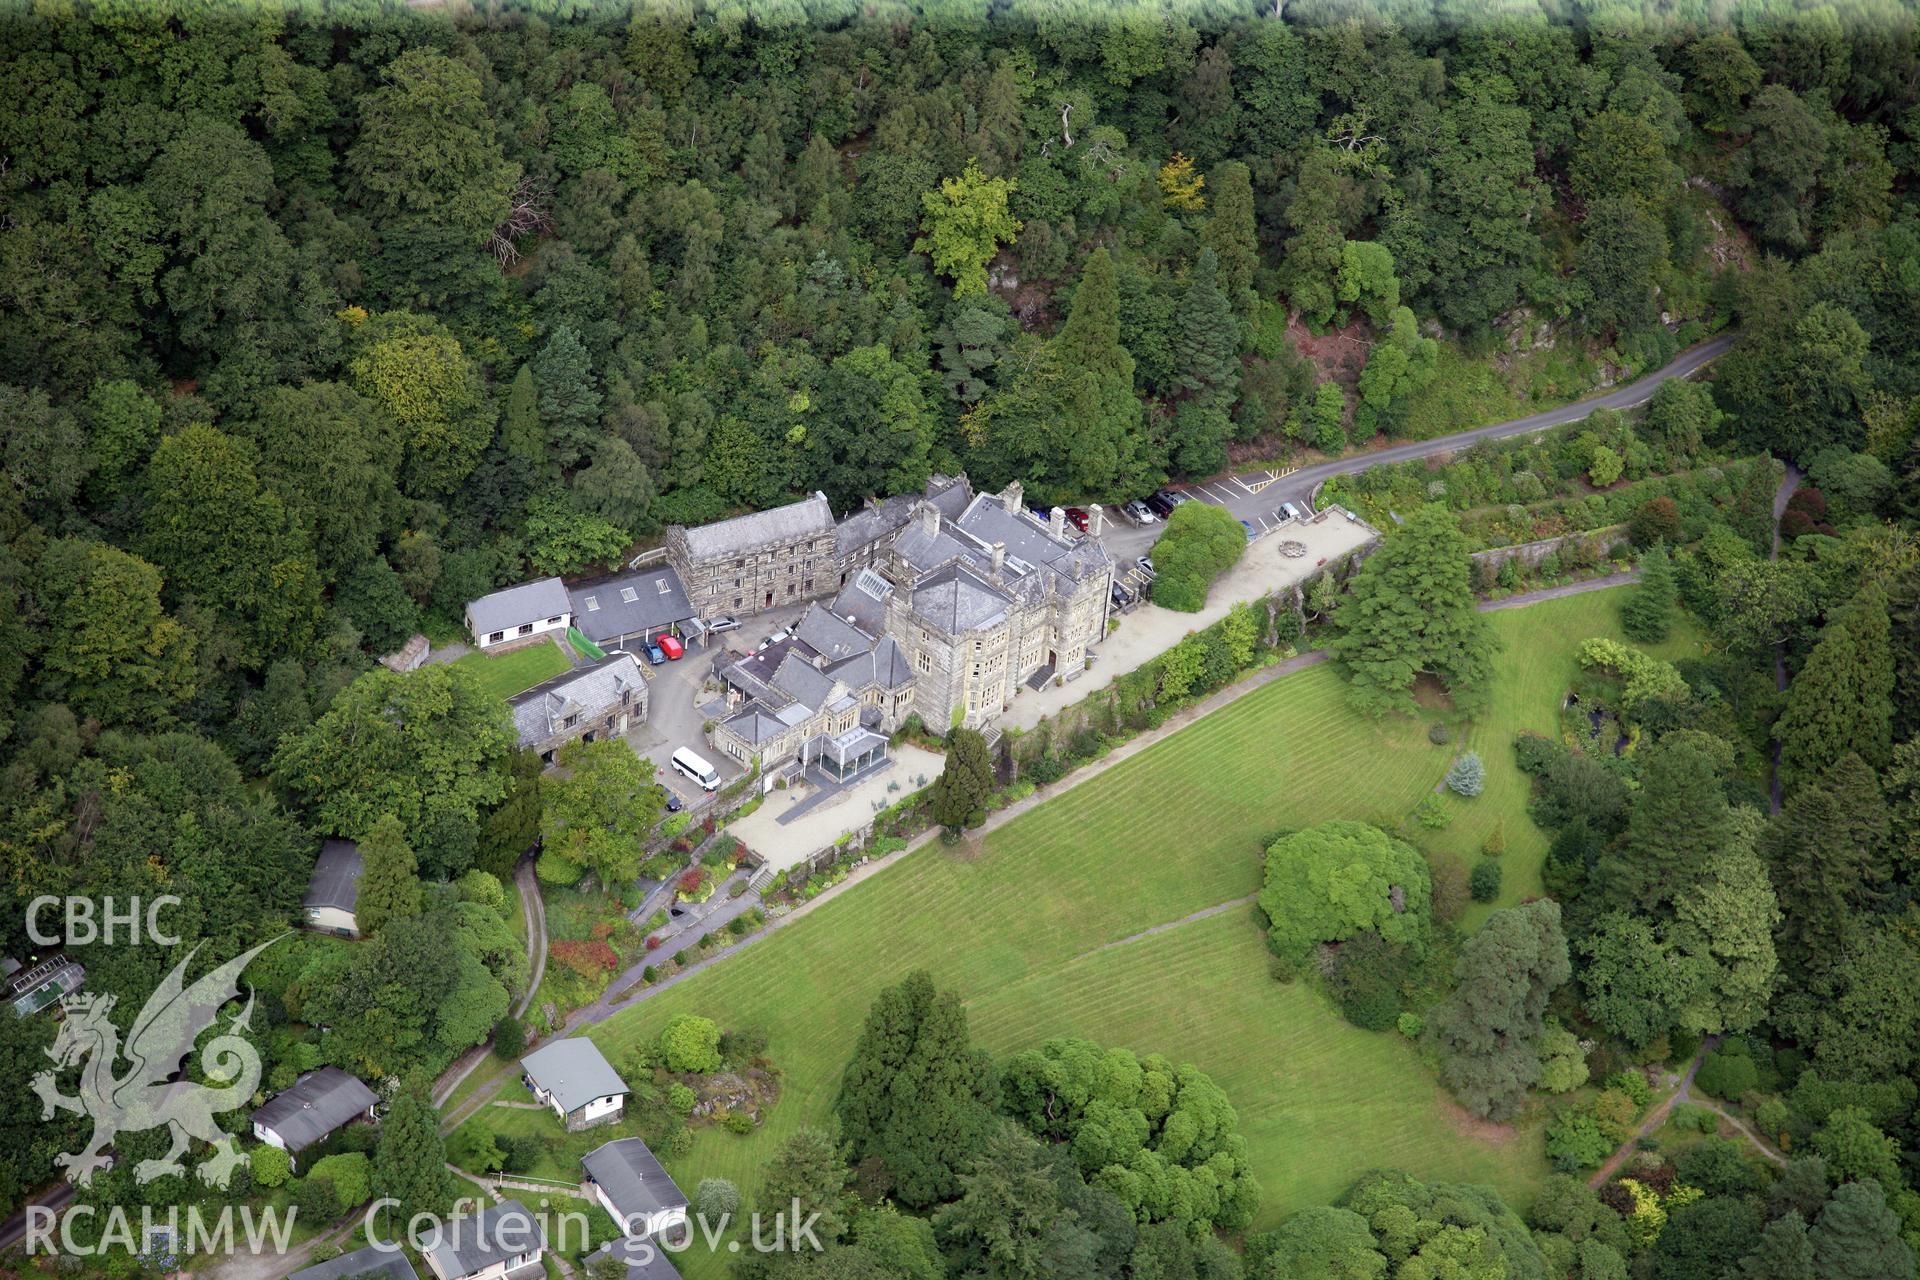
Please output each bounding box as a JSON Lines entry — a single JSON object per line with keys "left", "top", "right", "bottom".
{"left": 1469, "top": 859, "right": 1502, "bottom": 901}
{"left": 659, "top": 1014, "right": 722, "bottom": 1073}
{"left": 1445, "top": 752, "right": 1485, "bottom": 797}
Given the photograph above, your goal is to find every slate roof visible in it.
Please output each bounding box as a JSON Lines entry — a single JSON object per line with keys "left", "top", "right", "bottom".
{"left": 468, "top": 578, "right": 570, "bottom": 635}
{"left": 582, "top": 1138, "right": 689, "bottom": 1227}
{"left": 793, "top": 603, "right": 873, "bottom": 664}
{"left": 507, "top": 654, "right": 646, "bottom": 749}
{"left": 720, "top": 706, "right": 787, "bottom": 745}
{"left": 833, "top": 475, "right": 971, "bottom": 560}
{"left": 520, "top": 1039, "right": 628, "bottom": 1115}
{"left": 768, "top": 651, "right": 836, "bottom": 710}
{"left": 571, "top": 569, "right": 694, "bottom": 643}
{"left": 590, "top": 1237, "right": 684, "bottom": 1280}
{"left": 828, "top": 636, "right": 913, "bottom": 691}
{"left": 423, "top": 1200, "right": 546, "bottom": 1280}
{"left": 289, "top": 1243, "right": 418, "bottom": 1280}
{"left": 829, "top": 573, "right": 892, "bottom": 635}
{"left": 678, "top": 494, "right": 834, "bottom": 564}
{"left": 251, "top": 1067, "right": 377, "bottom": 1153}
{"left": 953, "top": 493, "right": 1112, "bottom": 590}
{"left": 910, "top": 563, "right": 1011, "bottom": 633}
{"left": 834, "top": 493, "right": 917, "bottom": 561}
{"left": 303, "top": 840, "right": 362, "bottom": 915}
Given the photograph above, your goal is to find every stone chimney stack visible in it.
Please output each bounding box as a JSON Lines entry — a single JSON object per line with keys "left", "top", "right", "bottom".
{"left": 918, "top": 502, "right": 940, "bottom": 536}
{"left": 991, "top": 542, "right": 1006, "bottom": 576}
{"left": 1001, "top": 480, "right": 1024, "bottom": 515}
{"left": 1089, "top": 503, "right": 1105, "bottom": 536}
{"left": 1049, "top": 506, "right": 1066, "bottom": 540}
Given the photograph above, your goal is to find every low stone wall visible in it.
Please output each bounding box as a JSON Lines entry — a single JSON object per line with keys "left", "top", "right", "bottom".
{"left": 1471, "top": 523, "right": 1628, "bottom": 572}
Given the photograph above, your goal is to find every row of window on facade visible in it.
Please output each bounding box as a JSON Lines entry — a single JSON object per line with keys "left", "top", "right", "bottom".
{"left": 485, "top": 614, "right": 565, "bottom": 644}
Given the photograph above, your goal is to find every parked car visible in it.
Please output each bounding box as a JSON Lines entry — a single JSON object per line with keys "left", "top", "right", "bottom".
{"left": 1239, "top": 519, "right": 1256, "bottom": 540}
{"left": 657, "top": 634, "right": 684, "bottom": 660}
{"left": 1137, "top": 556, "right": 1157, "bottom": 579}
{"left": 1279, "top": 501, "right": 1302, "bottom": 522}
{"left": 665, "top": 791, "right": 685, "bottom": 813}
{"left": 1145, "top": 490, "right": 1177, "bottom": 518}
{"left": 643, "top": 641, "right": 667, "bottom": 665}
{"left": 1110, "top": 580, "right": 1134, "bottom": 607}
{"left": 707, "top": 614, "right": 741, "bottom": 633}
{"left": 765, "top": 627, "right": 792, "bottom": 647}
{"left": 1120, "top": 499, "right": 1157, "bottom": 524}
{"left": 1065, "top": 506, "right": 1090, "bottom": 533}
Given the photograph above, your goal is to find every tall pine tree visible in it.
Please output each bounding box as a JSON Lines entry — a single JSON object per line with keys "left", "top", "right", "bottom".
{"left": 1049, "top": 248, "right": 1144, "bottom": 496}
{"left": 1171, "top": 249, "right": 1240, "bottom": 408}
{"left": 835, "top": 971, "right": 1000, "bottom": 1208}
{"left": 1777, "top": 580, "right": 1896, "bottom": 786}
{"left": 1764, "top": 752, "right": 1890, "bottom": 979}
{"left": 1427, "top": 900, "right": 1571, "bottom": 1120}
{"left": 1596, "top": 739, "right": 1732, "bottom": 915}
{"left": 1200, "top": 161, "right": 1258, "bottom": 318}
{"left": 1811, "top": 1181, "right": 1915, "bottom": 1280}
{"left": 374, "top": 1081, "right": 450, "bottom": 1224}
{"left": 1620, "top": 543, "right": 1677, "bottom": 642}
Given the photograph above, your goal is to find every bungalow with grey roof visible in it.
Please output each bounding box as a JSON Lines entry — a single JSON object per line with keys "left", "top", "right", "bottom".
{"left": 582, "top": 1137, "right": 689, "bottom": 1237}
{"left": 290, "top": 1244, "right": 418, "bottom": 1280}
{"left": 302, "top": 839, "right": 363, "bottom": 937}
{"left": 507, "top": 654, "right": 648, "bottom": 764}
{"left": 520, "top": 1038, "right": 628, "bottom": 1130}
{"left": 423, "top": 1200, "right": 545, "bottom": 1280}
{"left": 250, "top": 1067, "right": 379, "bottom": 1171}
{"left": 465, "top": 578, "right": 571, "bottom": 650}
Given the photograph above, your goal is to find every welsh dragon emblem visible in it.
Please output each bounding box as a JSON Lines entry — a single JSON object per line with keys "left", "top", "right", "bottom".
{"left": 31, "top": 936, "right": 282, "bottom": 1188}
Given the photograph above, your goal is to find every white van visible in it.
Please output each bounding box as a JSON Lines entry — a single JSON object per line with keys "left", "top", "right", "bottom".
{"left": 670, "top": 747, "right": 721, "bottom": 791}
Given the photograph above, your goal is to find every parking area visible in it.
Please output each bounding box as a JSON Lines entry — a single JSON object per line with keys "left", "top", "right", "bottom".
{"left": 620, "top": 602, "right": 811, "bottom": 807}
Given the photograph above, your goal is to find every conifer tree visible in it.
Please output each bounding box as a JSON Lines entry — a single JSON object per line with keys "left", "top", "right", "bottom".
{"left": 1764, "top": 753, "right": 1890, "bottom": 976}
{"left": 1050, "top": 248, "right": 1143, "bottom": 495}
{"left": 1328, "top": 504, "right": 1500, "bottom": 714}
{"left": 1811, "top": 1180, "right": 1915, "bottom": 1280}
{"left": 1427, "top": 900, "right": 1570, "bottom": 1120}
{"left": 1596, "top": 739, "right": 1731, "bottom": 915}
{"left": 835, "top": 971, "right": 1000, "bottom": 1208}
{"left": 374, "top": 1081, "right": 450, "bottom": 1224}
{"left": 930, "top": 729, "right": 995, "bottom": 836}
{"left": 1171, "top": 249, "right": 1240, "bottom": 409}
{"left": 1200, "top": 161, "right": 1258, "bottom": 318}
{"left": 1742, "top": 1213, "right": 1815, "bottom": 1280}
{"left": 1620, "top": 543, "right": 1677, "bottom": 643}
{"left": 355, "top": 812, "right": 422, "bottom": 936}
{"left": 1777, "top": 580, "right": 1896, "bottom": 785}
{"left": 498, "top": 362, "right": 546, "bottom": 471}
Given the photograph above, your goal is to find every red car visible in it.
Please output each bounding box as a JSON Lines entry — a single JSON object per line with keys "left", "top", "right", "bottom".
{"left": 1065, "top": 506, "right": 1090, "bottom": 533}
{"left": 657, "top": 634, "right": 685, "bottom": 660}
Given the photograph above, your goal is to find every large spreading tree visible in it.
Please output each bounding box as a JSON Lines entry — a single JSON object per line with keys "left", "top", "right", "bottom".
{"left": 540, "top": 738, "right": 667, "bottom": 890}
{"left": 1328, "top": 504, "right": 1499, "bottom": 714}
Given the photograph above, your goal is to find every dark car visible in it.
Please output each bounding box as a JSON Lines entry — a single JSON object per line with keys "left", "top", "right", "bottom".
{"left": 644, "top": 641, "right": 667, "bottom": 665}
{"left": 1065, "top": 506, "right": 1090, "bottom": 533}
{"left": 1145, "top": 490, "right": 1177, "bottom": 518}
{"left": 665, "top": 791, "right": 685, "bottom": 813}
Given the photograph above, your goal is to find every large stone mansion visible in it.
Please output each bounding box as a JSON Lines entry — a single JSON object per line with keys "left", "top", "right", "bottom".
{"left": 705, "top": 476, "right": 1114, "bottom": 770}
{"left": 465, "top": 475, "right": 1115, "bottom": 776}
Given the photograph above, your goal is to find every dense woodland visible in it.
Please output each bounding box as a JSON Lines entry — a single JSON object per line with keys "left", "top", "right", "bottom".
{"left": 5, "top": 0, "right": 1920, "bottom": 1276}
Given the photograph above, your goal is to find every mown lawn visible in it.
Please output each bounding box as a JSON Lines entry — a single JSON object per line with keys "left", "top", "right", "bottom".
{"left": 453, "top": 640, "right": 572, "bottom": 701}
{"left": 517, "top": 589, "right": 1703, "bottom": 1276}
